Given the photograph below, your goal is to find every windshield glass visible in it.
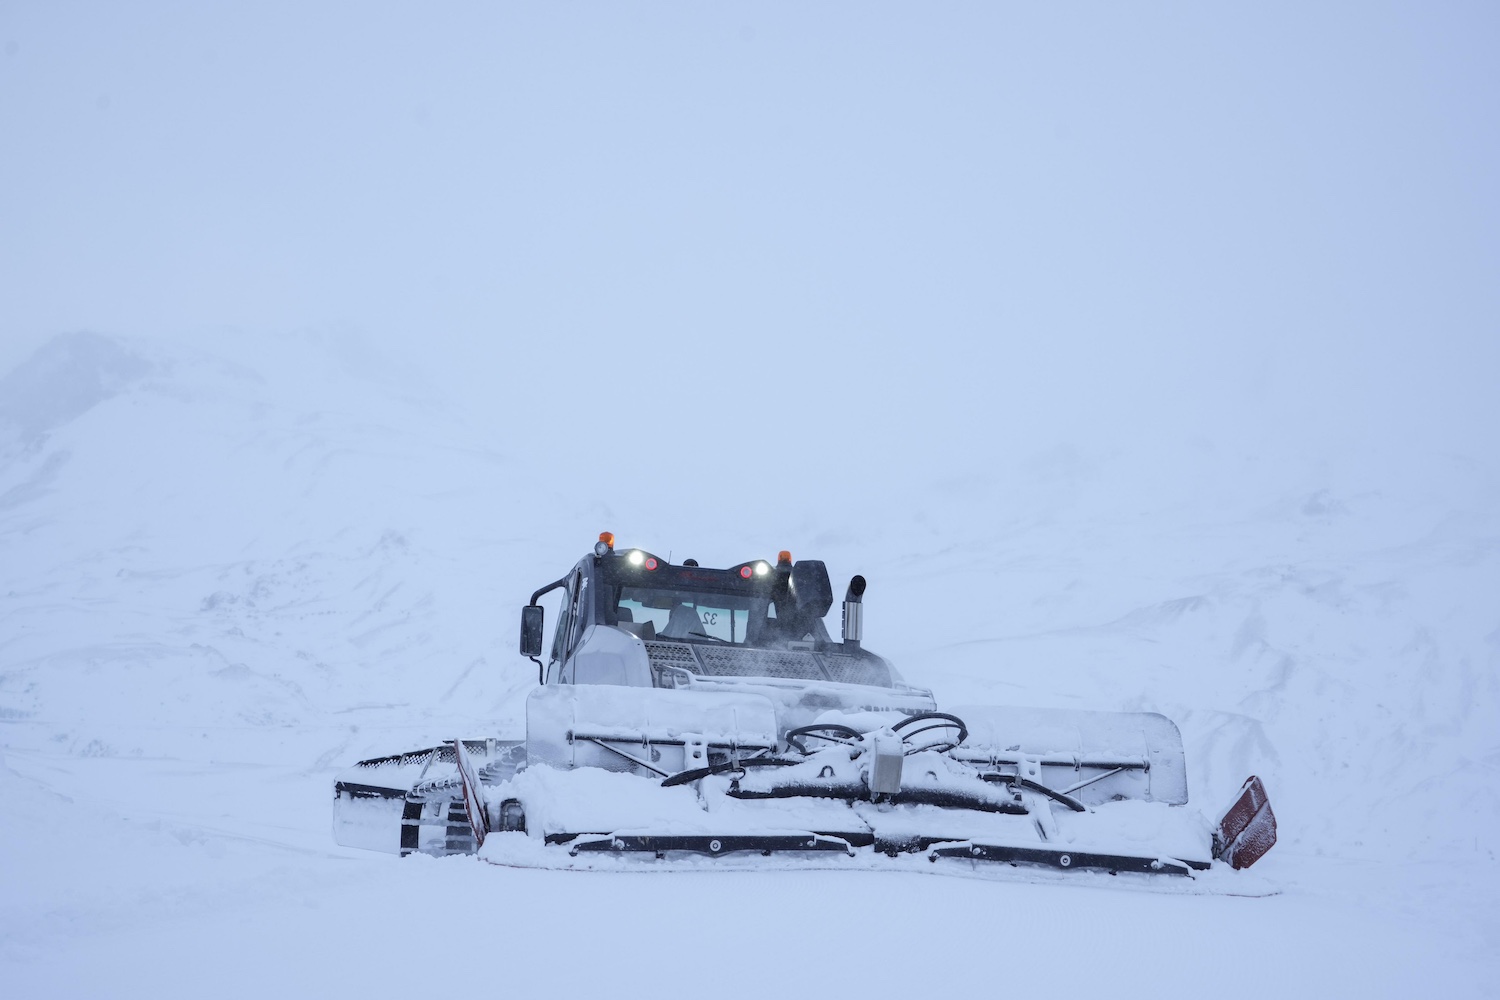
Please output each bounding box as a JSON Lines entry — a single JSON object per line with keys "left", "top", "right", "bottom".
{"left": 616, "top": 586, "right": 772, "bottom": 644}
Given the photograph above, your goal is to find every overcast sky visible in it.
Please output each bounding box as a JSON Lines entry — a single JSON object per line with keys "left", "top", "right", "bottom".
{"left": 2, "top": 3, "right": 1496, "bottom": 487}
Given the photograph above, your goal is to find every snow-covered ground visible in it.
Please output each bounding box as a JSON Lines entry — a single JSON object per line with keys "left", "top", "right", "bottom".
{"left": 2, "top": 332, "right": 1496, "bottom": 997}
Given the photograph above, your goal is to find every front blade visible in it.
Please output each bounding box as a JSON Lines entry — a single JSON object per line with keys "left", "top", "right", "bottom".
{"left": 950, "top": 705, "right": 1189, "bottom": 805}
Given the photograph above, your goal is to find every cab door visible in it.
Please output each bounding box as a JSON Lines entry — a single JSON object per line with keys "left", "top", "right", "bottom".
{"left": 552, "top": 567, "right": 588, "bottom": 682}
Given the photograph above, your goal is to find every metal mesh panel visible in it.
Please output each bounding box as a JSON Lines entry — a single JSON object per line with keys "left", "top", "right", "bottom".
{"left": 356, "top": 745, "right": 449, "bottom": 768}
{"left": 819, "top": 654, "right": 891, "bottom": 687}
{"left": 646, "top": 641, "right": 891, "bottom": 688}
{"left": 645, "top": 641, "right": 701, "bottom": 673}
{"left": 696, "top": 647, "right": 825, "bottom": 680}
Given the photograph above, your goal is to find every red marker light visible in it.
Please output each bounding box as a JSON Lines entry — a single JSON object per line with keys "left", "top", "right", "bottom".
{"left": 739, "top": 566, "right": 753, "bottom": 579}
{"left": 644, "top": 557, "right": 658, "bottom": 571}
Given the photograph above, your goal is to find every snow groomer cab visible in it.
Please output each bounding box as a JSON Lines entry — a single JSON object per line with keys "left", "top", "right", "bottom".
{"left": 518, "top": 532, "right": 938, "bottom": 729}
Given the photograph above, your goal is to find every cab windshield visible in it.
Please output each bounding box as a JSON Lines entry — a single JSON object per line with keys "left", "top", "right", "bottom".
{"left": 615, "top": 586, "right": 774, "bottom": 645}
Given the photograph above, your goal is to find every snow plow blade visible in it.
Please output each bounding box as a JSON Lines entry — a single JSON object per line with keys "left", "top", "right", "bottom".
{"left": 1213, "top": 775, "right": 1277, "bottom": 870}
{"left": 950, "top": 704, "right": 1189, "bottom": 804}
{"left": 466, "top": 690, "right": 1221, "bottom": 874}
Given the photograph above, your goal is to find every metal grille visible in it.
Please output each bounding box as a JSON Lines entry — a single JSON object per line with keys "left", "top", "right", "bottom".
{"left": 645, "top": 641, "right": 891, "bottom": 688}
{"left": 696, "top": 646, "right": 826, "bottom": 680}
{"left": 644, "top": 641, "right": 701, "bottom": 673}
{"left": 819, "top": 654, "right": 891, "bottom": 687}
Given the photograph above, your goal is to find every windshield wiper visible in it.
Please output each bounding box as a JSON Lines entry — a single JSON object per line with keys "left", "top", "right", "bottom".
{"left": 687, "top": 631, "right": 732, "bottom": 644}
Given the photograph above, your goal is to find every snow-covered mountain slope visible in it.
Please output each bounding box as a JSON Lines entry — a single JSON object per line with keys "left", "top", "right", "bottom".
{"left": 1, "top": 332, "right": 1497, "bottom": 997}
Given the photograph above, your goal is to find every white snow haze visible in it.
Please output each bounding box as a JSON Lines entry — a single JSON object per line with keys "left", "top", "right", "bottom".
{"left": 2, "top": 3, "right": 1497, "bottom": 998}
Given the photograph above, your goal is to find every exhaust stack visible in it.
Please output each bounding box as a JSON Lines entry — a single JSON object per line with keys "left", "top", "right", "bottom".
{"left": 842, "top": 575, "right": 866, "bottom": 649}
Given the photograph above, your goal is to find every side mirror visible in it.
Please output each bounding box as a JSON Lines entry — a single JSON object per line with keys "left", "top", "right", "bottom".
{"left": 519, "top": 605, "right": 545, "bottom": 657}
